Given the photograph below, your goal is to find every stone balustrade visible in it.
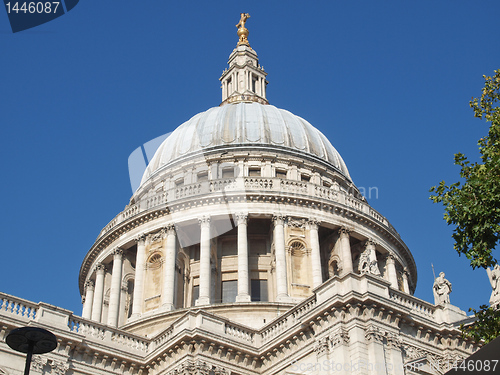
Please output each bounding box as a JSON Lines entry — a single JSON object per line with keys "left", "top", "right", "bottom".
{"left": 389, "top": 288, "right": 436, "bottom": 320}
{"left": 0, "top": 293, "right": 38, "bottom": 320}
{"left": 0, "top": 274, "right": 462, "bottom": 361}
{"left": 97, "top": 177, "right": 392, "bottom": 239}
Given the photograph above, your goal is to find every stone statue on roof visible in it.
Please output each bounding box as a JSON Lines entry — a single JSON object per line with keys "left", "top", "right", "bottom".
{"left": 433, "top": 272, "right": 452, "bottom": 305}
{"left": 487, "top": 264, "right": 500, "bottom": 307}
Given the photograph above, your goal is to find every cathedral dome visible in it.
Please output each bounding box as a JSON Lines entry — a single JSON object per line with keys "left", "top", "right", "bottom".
{"left": 140, "top": 102, "right": 351, "bottom": 187}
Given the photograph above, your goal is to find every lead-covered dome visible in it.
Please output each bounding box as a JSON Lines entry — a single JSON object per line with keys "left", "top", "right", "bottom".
{"left": 141, "top": 102, "right": 351, "bottom": 186}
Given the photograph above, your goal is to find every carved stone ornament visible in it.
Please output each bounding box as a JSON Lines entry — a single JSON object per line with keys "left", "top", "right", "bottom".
{"left": 272, "top": 214, "right": 286, "bottom": 226}
{"left": 166, "top": 359, "right": 227, "bottom": 375}
{"left": 402, "top": 344, "right": 427, "bottom": 361}
{"left": 31, "top": 355, "right": 47, "bottom": 372}
{"left": 50, "top": 360, "right": 70, "bottom": 375}
{"left": 198, "top": 215, "right": 211, "bottom": 227}
{"left": 338, "top": 226, "right": 351, "bottom": 237}
{"left": 84, "top": 280, "right": 95, "bottom": 291}
{"left": 95, "top": 263, "right": 106, "bottom": 274}
{"left": 135, "top": 233, "right": 146, "bottom": 244}
{"left": 151, "top": 228, "right": 167, "bottom": 243}
{"left": 364, "top": 326, "right": 385, "bottom": 343}
{"left": 287, "top": 217, "right": 306, "bottom": 228}
{"left": 307, "top": 218, "right": 320, "bottom": 229}
{"left": 234, "top": 213, "right": 248, "bottom": 225}
{"left": 314, "top": 337, "right": 329, "bottom": 356}
{"left": 112, "top": 248, "right": 124, "bottom": 258}
{"left": 165, "top": 224, "right": 176, "bottom": 235}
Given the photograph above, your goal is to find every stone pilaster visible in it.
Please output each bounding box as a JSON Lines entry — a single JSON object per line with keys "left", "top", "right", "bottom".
{"left": 131, "top": 234, "right": 146, "bottom": 318}
{"left": 162, "top": 225, "right": 177, "bottom": 311}
{"left": 107, "top": 248, "right": 124, "bottom": 327}
{"left": 196, "top": 216, "right": 211, "bottom": 306}
{"left": 235, "top": 213, "right": 251, "bottom": 302}
{"left": 91, "top": 264, "right": 106, "bottom": 322}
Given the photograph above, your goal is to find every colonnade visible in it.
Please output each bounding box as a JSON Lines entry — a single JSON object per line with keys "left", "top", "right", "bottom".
{"left": 81, "top": 214, "right": 405, "bottom": 327}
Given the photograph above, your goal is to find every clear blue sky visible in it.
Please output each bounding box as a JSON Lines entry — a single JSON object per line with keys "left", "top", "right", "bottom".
{"left": 1, "top": 1, "right": 499, "bottom": 317}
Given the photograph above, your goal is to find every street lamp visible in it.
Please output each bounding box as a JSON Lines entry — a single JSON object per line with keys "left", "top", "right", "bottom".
{"left": 6, "top": 327, "right": 57, "bottom": 375}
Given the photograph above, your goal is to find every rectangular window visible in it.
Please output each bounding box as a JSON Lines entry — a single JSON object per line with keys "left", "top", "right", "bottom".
{"left": 322, "top": 180, "right": 331, "bottom": 187}
{"left": 251, "top": 279, "right": 268, "bottom": 302}
{"left": 248, "top": 168, "right": 261, "bottom": 177}
{"left": 197, "top": 171, "right": 208, "bottom": 181}
{"left": 192, "top": 285, "right": 199, "bottom": 306}
{"left": 222, "top": 168, "right": 234, "bottom": 179}
{"left": 276, "top": 170, "right": 287, "bottom": 179}
{"left": 222, "top": 280, "right": 238, "bottom": 303}
{"left": 175, "top": 178, "right": 184, "bottom": 187}
{"left": 301, "top": 174, "right": 310, "bottom": 182}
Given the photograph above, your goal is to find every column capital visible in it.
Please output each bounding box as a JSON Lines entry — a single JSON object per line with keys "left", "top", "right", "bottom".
{"left": 198, "top": 215, "right": 211, "bottom": 227}
{"left": 95, "top": 263, "right": 106, "bottom": 274}
{"left": 85, "top": 280, "right": 95, "bottom": 291}
{"left": 386, "top": 253, "right": 395, "bottom": 264}
{"left": 307, "top": 218, "right": 320, "bottom": 230}
{"left": 338, "top": 226, "right": 351, "bottom": 237}
{"left": 112, "top": 248, "right": 124, "bottom": 259}
{"left": 364, "top": 238, "right": 377, "bottom": 248}
{"left": 165, "top": 224, "right": 176, "bottom": 234}
{"left": 234, "top": 213, "right": 248, "bottom": 225}
{"left": 272, "top": 214, "right": 286, "bottom": 226}
{"left": 135, "top": 234, "right": 147, "bottom": 244}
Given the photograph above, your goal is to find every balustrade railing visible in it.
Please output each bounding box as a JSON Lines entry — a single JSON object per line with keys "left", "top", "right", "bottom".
{"left": 389, "top": 289, "right": 435, "bottom": 319}
{"left": 97, "top": 177, "right": 394, "bottom": 239}
{"left": 0, "top": 293, "right": 38, "bottom": 320}
{"left": 224, "top": 322, "right": 255, "bottom": 343}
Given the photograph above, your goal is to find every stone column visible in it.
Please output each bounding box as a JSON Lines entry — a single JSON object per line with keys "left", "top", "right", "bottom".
{"left": 196, "top": 216, "right": 211, "bottom": 306}
{"left": 386, "top": 254, "right": 399, "bottom": 288}
{"left": 339, "top": 227, "right": 353, "bottom": 274}
{"left": 235, "top": 213, "right": 251, "bottom": 302}
{"left": 162, "top": 225, "right": 177, "bottom": 310}
{"left": 131, "top": 234, "right": 146, "bottom": 318}
{"left": 82, "top": 280, "right": 95, "bottom": 319}
{"left": 107, "top": 248, "right": 124, "bottom": 327}
{"left": 273, "top": 215, "right": 289, "bottom": 301}
{"left": 308, "top": 219, "right": 322, "bottom": 288}
{"left": 402, "top": 268, "right": 410, "bottom": 294}
{"left": 91, "top": 264, "right": 106, "bottom": 322}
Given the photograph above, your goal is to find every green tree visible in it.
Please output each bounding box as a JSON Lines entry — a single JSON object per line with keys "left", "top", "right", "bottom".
{"left": 430, "top": 69, "right": 500, "bottom": 343}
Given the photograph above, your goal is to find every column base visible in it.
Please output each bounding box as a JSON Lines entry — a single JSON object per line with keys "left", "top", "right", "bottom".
{"left": 195, "top": 297, "right": 210, "bottom": 306}
{"left": 159, "top": 303, "right": 175, "bottom": 312}
{"left": 276, "top": 294, "right": 293, "bottom": 303}
{"left": 235, "top": 294, "right": 251, "bottom": 302}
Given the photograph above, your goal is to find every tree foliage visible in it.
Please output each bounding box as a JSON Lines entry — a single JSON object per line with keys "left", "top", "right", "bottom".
{"left": 430, "top": 70, "right": 500, "bottom": 343}
{"left": 430, "top": 70, "right": 500, "bottom": 269}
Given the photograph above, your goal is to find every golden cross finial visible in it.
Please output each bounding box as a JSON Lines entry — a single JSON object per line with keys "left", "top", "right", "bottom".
{"left": 236, "top": 13, "right": 251, "bottom": 47}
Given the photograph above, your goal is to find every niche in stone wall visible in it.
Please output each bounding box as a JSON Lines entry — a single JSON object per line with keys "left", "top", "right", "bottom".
{"left": 144, "top": 252, "right": 163, "bottom": 311}
{"left": 289, "top": 240, "right": 311, "bottom": 298}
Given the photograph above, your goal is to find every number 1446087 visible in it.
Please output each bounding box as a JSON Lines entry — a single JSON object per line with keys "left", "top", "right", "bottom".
{"left": 6, "top": 2, "right": 60, "bottom": 14}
